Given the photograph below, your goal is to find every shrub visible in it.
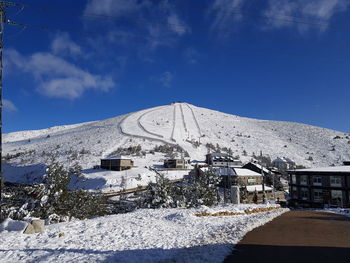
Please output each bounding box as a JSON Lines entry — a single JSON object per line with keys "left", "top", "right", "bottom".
{"left": 2, "top": 160, "right": 107, "bottom": 222}
{"left": 142, "top": 168, "right": 221, "bottom": 208}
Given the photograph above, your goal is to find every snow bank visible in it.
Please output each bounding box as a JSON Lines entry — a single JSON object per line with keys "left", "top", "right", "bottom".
{"left": 0, "top": 219, "right": 27, "bottom": 232}
{"left": 0, "top": 204, "right": 288, "bottom": 263}
{"left": 320, "top": 208, "right": 350, "bottom": 217}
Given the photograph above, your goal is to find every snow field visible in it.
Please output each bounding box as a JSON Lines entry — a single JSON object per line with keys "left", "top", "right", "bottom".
{"left": 0, "top": 204, "right": 288, "bottom": 263}
{"left": 3, "top": 102, "right": 350, "bottom": 189}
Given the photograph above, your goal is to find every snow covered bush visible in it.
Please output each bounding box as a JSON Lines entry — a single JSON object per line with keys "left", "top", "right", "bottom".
{"left": 152, "top": 144, "right": 188, "bottom": 158}
{"left": 1, "top": 160, "right": 107, "bottom": 222}
{"left": 143, "top": 173, "right": 177, "bottom": 208}
{"left": 110, "top": 145, "right": 143, "bottom": 156}
{"left": 1, "top": 183, "right": 37, "bottom": 222}
{"left": 142, "top": 168, "right": 221, "bottom": 209}
{"left": 32, "top": 160, "right": 107, "bottom": 220}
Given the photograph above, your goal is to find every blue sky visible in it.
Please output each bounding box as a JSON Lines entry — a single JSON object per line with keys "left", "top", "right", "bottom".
{"left": 3, "top": 0, "right": 350, "bottom": 133}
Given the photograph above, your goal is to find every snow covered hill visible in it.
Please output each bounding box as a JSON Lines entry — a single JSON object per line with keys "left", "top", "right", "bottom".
{"left": 3, "top": 102, "right": 350, "bottom": 191}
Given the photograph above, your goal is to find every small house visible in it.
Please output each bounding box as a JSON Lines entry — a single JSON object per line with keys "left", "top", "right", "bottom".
{"left": 100, "top": 156, "right": 134, "bottom": 171}
{"left": 200, "top": 167, "right": 274, "bottom": 203}
{"left": 164, "top": 158, "right": 190, "bottom": 169}
{"left": 206, "top": 153, "right": 242, "bottom": 167}
{"left": 243, "top": 162, "right": 271, "bottom": 176}
{"left": 272, "top": 157, "right": 295, "bottom": 170}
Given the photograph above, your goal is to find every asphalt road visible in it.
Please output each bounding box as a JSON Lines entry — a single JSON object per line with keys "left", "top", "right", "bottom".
{"left": 224, "top": 210, "right": 350, "bottom": 263}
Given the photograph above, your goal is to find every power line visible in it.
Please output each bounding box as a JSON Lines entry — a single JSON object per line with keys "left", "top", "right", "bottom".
{"left": 6, "top": 18, "right": 349, "bottom": 64}
{"left": 5, "top": 3, "right": 350, "bottom": 51}
{"left": 3, "top": 2, "right": 350, "bottom": 64}
{"left": 6, "top": 1, "right": 350, "bottom": 51}
{"left": 6, "top": 0, "right": 350, "bottom": 33}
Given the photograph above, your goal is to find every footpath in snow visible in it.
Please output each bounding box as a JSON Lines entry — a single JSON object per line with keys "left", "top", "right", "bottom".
{"left": 0, "top": 204, "right": 288, "bottom": 263}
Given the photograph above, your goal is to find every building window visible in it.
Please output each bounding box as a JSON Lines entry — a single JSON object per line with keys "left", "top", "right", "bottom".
{"left": 292, "top": 186, "right": 298, "bottom": 199}
{"left": 330, "top": 176, "right": 342, "bottom": 187}
{"left": 331, "top": 190, "right": 343, "bottom": 206}
{"left": 312, "top": 176, "right": 322, "bottom": 186}
{"left": 313, "top": 189, "right": 323, "bottom": 202}
{"left": 300, "top": 187, "right": 309, "bottom": 201}
{"left": 248, "top": 178, "right": 256, "bottom": 184}
{"left": 292, "top": 174, "right": 296, "bottom": 184}
{"left": 300, "top": 175, "right": 308, "bottom": 185}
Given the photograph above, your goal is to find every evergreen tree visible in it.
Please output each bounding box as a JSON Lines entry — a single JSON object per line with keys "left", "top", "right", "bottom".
{"left": 142, "top": 168, "right": 221, "bottom": 209}
{"left": 144, "top": 173, "right": 176, "bottom": 208}
{"left": 183, "top": 168, "right": 221, "bottom": 207}
{"left": 34, "top": 160, "right": 106, "bottom": 220}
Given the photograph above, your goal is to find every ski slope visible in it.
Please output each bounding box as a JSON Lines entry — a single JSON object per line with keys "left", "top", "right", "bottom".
{"left": 3, "top": 102, "right": 350, "bottom": 190}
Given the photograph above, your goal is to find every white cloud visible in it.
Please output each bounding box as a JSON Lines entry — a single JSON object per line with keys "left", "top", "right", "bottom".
{"left": 6, "top": 48, "right": 115, "bottom": 99}
{"left": 209, "top": 0, "right": 246, "bottom": 36}
{"left": 51, "top": 32, "right": 82, "bottom": 57}
{"left": 263, "top": 0, "right": 350, "bottom": 32}
{"left": 84, "top": 0, "right": 189, "bottom": 49}
{"left": 84, "top": 0, "right": 148, "bottom": 17}
{"left": 207, "top": 0, "right": 349, "bottom": 36}
{"left": 3, "top": 99, "right": 17, "bottom": 112}
{"left": 167, "top": 13, "right": 190, "bottom": 36}
{"left": 154, "top": 71, "right": 174, "bottom": 88}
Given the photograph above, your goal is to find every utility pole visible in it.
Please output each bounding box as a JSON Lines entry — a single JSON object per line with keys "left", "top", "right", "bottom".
{"left": 0, "top": 1, "right": 23, "bottom": 205}
{"left": 0, "top": 2, "right": 6, "bottom": 202}
{"left": 260, "top": 155, "right": 266, "bottom": 204}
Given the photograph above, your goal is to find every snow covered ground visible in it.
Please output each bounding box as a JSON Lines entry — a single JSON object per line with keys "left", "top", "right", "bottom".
{"left": 319, "top": 208, "right": 350, "bottom": 217}
{"left": 3, "top": 102, "right": 350, "bottom": 189}
{"left": 0, "top": 204, "right": 288, "bottom": 263}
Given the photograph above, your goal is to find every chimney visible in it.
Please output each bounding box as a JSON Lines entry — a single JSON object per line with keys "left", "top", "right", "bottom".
{"left": 343, "top": 161, "right": 350, "bottom": 166}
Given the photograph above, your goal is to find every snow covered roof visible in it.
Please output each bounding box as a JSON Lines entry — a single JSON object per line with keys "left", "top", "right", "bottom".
{"left": 233, "top": 168, "right": 262, "bottom": 177}
{"left": 273, "top": 157, "right": 294, "bottom": 164}
{"left": 212, "top": 167, "right": 236, "bottom": 176}
{"left": 207, "top": 153, "right": 240, "bottom": 161}
{"left": 244, "top": 162, "right": 270, "bottom": 174}
{"left": 191, "top": 160, "right": 207, "bottom": 164}
{"left": 246, "top": 185, "right": 273, "bottom": 192}
{"left": 164, "top": 158, "right": 190, "bottom": 161}
{"left": 290, "top": 166, "right": 350, "bottom": 174}
{"left": 207, "top": 152, "right": 230, "bottom": 157}
{"left": 102, "top": 155, "right": 131, "bottom": 160}
{"left": 201, "top": 167, "right": 262, "bottom": 177}
{"left": 213, "top": 156, "right": 235, "bottom": 161}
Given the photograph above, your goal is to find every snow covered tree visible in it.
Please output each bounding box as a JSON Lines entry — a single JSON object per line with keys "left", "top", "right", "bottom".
{"left": 144, "top": 173, "right": 177, "bottom": 208}
{"left": 69, "top": 162, "right": 83, "bottom": 177}
{"left": 32, "top": 160, "right": 70, "bottom": 219}
{"left": 58, "top": 190, "right": 106, "bottom": 220}
{"left": 31, "top": 159, "right": 106, "bottom": 221}
{"left": 183, "top": 168, "right": 221, "bottom": 207}
{"left": 141, "top": 168, "right": 221, "bottom": 209}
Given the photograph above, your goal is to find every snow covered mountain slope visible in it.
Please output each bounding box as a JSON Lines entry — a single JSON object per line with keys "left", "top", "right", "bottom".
{"left": 3, "top": 102, "right": 350, "bottom": 189}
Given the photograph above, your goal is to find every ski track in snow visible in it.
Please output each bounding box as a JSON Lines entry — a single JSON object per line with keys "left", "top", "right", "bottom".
{"left": 179, "top": 103, "right": 188, "bottom": 133}
{"left": 119, "top": 111, "right": 177, "bottom": 147}
{"left": 138, "top": 107, "right": 166, "bottom": 139}
{"left": 172, "top": 103, "right": 188, "bottom": 143}
{"left": 184, "top": 103, "right": 202, "bottom": 137}
{"left": 171, "top": 104, "right": 177, "bottom": 142}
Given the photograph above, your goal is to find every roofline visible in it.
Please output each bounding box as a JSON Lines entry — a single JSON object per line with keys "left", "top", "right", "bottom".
{"left": 101, "top": 158, "right": 133, "bottom": 161}
{"left": 287, "top": 168, "right": 350, "bottom": 175}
